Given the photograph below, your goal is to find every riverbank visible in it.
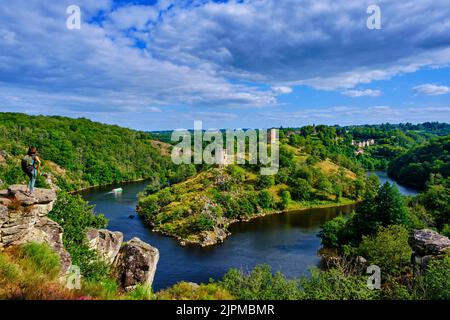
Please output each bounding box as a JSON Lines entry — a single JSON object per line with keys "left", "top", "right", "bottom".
{"left": 139, "top": 198, "right": 358, "bottom": 247}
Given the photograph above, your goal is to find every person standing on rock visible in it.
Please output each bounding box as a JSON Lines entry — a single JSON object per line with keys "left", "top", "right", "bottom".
{"left": 21, "top": 146, "right": 41, "bottom": 196}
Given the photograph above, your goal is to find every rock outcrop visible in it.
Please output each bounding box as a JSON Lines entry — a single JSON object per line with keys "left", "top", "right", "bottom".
{"left": 409, "top": 229, "right": 450, "bottom": 273}
{"left": 0, "top": 185, "right": 71, "bottom": 274}
{"left": 200, "top": 227, "right": 229, "bottom": 247}
{"left": 112, "top": 237, "right": 159, "bottom": 291}
{"left": 86, "top": 228, "right": 123, "bottom": 264}
{"left": 1, "top": 185, "right": 160, "bottom": 290}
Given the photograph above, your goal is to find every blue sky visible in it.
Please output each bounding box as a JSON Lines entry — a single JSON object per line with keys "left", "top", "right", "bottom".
{"left": 0, "top": 0, "right": 449, "bottom": 130}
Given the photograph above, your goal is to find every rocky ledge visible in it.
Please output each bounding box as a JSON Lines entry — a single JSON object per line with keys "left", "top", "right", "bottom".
{"left": 0, "top": 185, "right": 71, "bottom": 274}
{"left": 1, "top": 185, "right": 160, "bottom": 291}
{"left": 409, "top": 229, "right": 450, "bottom": 273}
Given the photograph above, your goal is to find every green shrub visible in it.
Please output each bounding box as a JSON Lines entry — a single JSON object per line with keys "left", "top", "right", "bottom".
{"left": 300, "top": 268, "right": 378, "bottom": 300}
{"left": 220, "top": 265, "right": 303, "bottom": 300}
{"left": 319, "top": 215, "right": 348, "bottom": 249}
{"left": 48, "top": 192, "right": 109, "bottom": 281}
{"left": 258, "top": 190, "right": 274, "bottom": 209}
{"left": 414, "top": 256, "right": 450, "bottom": 300}
{"left": 357, "top": 225, "right": 412, "bottom": 276}
{"left": 255, "top": 175, "right": 275, "bottom": 190}
{"left": 280, "top": 190, "right": 291, "bottom": 209}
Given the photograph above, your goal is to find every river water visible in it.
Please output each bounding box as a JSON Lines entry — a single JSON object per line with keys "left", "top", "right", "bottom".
{"left": 80, "top": 171, "right": 416, "bottom": 290}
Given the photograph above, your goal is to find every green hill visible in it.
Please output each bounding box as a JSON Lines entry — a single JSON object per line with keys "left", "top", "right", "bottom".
{"left": 0, "top": 113, "right": 189, "bottom": 191}
{"left": 388, "top": 135, "right": 450, "bottom": 188}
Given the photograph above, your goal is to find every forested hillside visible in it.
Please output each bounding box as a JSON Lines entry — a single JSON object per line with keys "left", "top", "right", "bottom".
{"left": 0, "top": 113, "right": 193, "bottom": 191}
{"left": 388, "top": 136, "right": 450, "bottom": 188}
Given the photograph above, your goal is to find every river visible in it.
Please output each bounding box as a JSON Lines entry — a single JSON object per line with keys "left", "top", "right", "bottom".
{"left": 80, "top": 171, "right": 416, "bottom": 290}
{"left": 366, "top": 171, "right": 419, "bottom": 196}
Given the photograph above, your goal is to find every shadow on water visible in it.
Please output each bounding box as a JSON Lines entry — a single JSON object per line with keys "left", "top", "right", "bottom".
{"left": 80, "top": 181, "right": 356, "bottom": 290}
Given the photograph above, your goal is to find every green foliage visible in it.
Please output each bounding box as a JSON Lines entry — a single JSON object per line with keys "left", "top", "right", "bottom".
{"left": 158, "top": 282, "right": 233, "bottom": 300}
{"left": 126, "top": 284, "right": 154, "bottom": 300}
{"left": 220, "top": 265, "right": 303, "bottom": 300}
{"left": 280, "top": 190, "right": 291, "bottom": 209}
{"left": 48, "top": 192, "right": 110, "bottom": 281}
{"left": 289, "top": 178, "right": 313, "bottom": 201}
{"left": 388, "top": 135, "right": 450, "bottom": 188}
{"left": 49, "top": 192, "right": 107, "bottom": 248}
{"left": 416, "top": 176, "right": 450, "bottom": 228}
{"left": 319, "top": 215, "right": 349, "bottom": 249}
{"left": 320, "top": 182, "right": 410, "bottom": 249}
{"left": 442, "top": 224, "right": 450, "bottom": 238}
{"left": 414, "top": 256, "right": 450, "bottom": 300}
{"left": 0, "top": 253, "right": 19, "bottom": 282}
{"left": 18, "top": 243, "right": 61, "bottom": 278}
{"left": 357, "top": 225, "right": 412, "bottom": 276}
{"left": 299, "top": 268, "right": 378, "bottom": 300}
{"left": 258, "top": 190, "right": 274, "bottom": 209}
{"left": 255, "top": 174, "right": 275, "bottom": 190}
{"left": 219, "top": 264, "right": 378, "bottom": 300}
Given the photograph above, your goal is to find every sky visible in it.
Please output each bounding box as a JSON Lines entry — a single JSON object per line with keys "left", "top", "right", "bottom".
{"left": 0, "top": 0, "right": 449, "bottom": 130}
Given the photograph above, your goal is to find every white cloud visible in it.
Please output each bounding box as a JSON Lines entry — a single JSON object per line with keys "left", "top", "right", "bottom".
{"left": 413, "top": 84, "right": 450, "bottom": 96}
{"left": 341, "top": 89, "right": 381, "bottom": 97}
{"left": 0, "top": 0, "right": 450, "bottom": 125}
{"left": 272, "top": 86, "right": 293, "bottom": 94}
{"left": 149, "top": 0, "right": 450, "bottom": 90}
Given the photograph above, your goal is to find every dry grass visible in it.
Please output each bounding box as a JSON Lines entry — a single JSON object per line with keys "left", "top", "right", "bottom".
{"left": 315, "top": 160, "right": 357, "bottom": 180}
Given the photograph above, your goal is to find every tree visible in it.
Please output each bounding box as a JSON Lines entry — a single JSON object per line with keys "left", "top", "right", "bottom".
{"left": 289, "top": 178, "right": 313, "bottom": 201}
{"left": 280, "top": 190, "right": 291, "bottom": 209}
{"left": 255, "top": 174, "right": 275, "bottom": 190}
{"left": 258, "top": 190, "right": 274, "bottom": 209}
{"left": 319, "top": 215, "right": 348, "bottom": 249}
{"left": 357, "top": 225, "right": 411, "bottom": 276}
{"left": 376, "top": 182, "right": 409, "bottom": 227}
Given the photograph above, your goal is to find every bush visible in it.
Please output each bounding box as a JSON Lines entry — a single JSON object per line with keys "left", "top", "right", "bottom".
{"left": 48, "top": 192, "right": 109, "bottom": 281}
{"left": 300, "top": 268, "right": 378, "bottom": 300}
{"left": 258, "top": 190, "right": 274, "bottom": 209}
{"left": 414, "top": 255, "right": 450, "bottom": 300}
{"left": 255, "top": 175, "right": 275, "bottom": 190}
{"left": 319, "top": 215, "right": 349, "bottom": 249}
{"left": 139, "top": 194, "right": 160, "bottom": 217}
{"left": 289, "top": 178, "right": 313, "bottom": 201}
{"left": 357, "top": 225, "right": 412, "bottom": 276}
{"left": 220, "top": 265, "right": 303, "bottom": 300}
{"left": 280, "top": 190, "right": 291, "bottom": 209}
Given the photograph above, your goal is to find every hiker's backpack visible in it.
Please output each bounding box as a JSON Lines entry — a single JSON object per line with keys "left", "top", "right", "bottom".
{"left": 21, "top": 155, "right": 34, "bottom": 178}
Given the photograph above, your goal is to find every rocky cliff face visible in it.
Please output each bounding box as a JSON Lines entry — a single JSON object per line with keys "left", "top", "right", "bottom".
{"left": 409, "top": 229, "right": 450, "bottom": 273}
{"left": 86, "top": 229, "right": 159, "bottom": 291}
{"left": 0, "top": 185, "right": 71, "bottom": 274}
{"left": 1, "top": 185, "right": 160, "bottom": 291}
{"left": 86, "top": 228, "right": 123, "bottom": 265}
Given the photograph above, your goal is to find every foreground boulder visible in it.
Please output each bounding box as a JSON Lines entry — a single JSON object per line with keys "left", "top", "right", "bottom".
{"left": 86, "top": 228, "right": 123, "bottom": 264}
{"left": 409, "top": 229, "right": 450, "bottom": 273}
{"left": 113, "top": 237, "right": 159, "bottom": 291}
{"left": 0, "top": 185, "right": 71, "bottom": 274}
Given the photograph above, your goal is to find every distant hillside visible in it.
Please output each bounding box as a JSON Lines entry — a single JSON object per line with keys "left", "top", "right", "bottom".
{"left": 388, "top": 135, "right": 450, "bottom": 188}
{"left": 0, "top": 113, "right": 188, "bottom": 190}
